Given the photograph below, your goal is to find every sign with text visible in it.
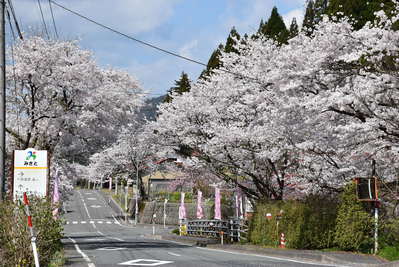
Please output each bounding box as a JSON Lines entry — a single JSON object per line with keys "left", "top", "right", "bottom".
{"left": 13, "top": 149, "right": 48, "bottom": 201}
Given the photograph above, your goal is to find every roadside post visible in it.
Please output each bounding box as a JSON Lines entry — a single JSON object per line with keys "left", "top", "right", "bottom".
{"left": 153, "top": 213, "right": 156, "bottom": 235}
{"left": 163, "top": 198, "right": 168, "bottom": 229}
{"left": 23, "top": 192, "right": 40, "bottom": 267}
{"left": 125, "top": 185, "right": 128, "bottom": 223}
{"left": 276, "top": 210, "right": 283, "bottom": 247}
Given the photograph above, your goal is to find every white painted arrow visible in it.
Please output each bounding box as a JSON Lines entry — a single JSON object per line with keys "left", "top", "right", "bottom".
{"left": 118, "top": 259, "right": 173, "bottom": 266}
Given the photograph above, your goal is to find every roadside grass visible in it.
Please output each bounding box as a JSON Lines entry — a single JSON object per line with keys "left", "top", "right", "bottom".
{"left": 48, "top": 249, "right": 65, "bottom": 267}
{"left": 378, "top": 246, "right": 399, "bottom": 261}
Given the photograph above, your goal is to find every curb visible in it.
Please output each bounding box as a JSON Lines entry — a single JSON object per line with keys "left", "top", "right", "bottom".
{"left": 159, "top": 235, "right": 393, "bottom": 267}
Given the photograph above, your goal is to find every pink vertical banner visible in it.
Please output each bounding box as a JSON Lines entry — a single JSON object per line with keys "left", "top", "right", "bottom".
{"left": 196, "top": 190, "right": 203, "bottom": 219}
{"left": 52, "top": 172, "right": 60, "bottom": 218}
{"left": 179, "top": 192, "right": 186, "bottom": 220}
{"left": 214, "top": 188, "right": 221, "bottom": 220}
{"left": 235, "top": 188, "right": 243, "bottom": 219}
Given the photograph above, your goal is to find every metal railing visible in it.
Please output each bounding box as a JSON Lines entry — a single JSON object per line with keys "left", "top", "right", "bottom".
{"left": 186, "top": 219, "right": 248, "bottom": 242}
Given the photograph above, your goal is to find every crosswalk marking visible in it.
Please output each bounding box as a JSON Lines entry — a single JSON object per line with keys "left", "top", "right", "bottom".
{"left": 66, "top": 221, "right": 118, "bottom": 225}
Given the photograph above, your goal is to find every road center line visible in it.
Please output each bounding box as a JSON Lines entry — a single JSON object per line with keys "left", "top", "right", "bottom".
{"left": 68, "top": 237, "right": 96, "bottom": 267}
{"left": 78, "top": 191, "right": 92, "bottom": 219}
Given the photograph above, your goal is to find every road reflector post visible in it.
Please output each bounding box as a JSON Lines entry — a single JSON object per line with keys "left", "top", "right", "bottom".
{"left": 279, "top": 233, "right": 286, "bottom": 248}
{"left": 23, "top": 192, "right": 40, "bottom": 267}
{"left": 220, "top": 231, "right": 224, "bottom": 245}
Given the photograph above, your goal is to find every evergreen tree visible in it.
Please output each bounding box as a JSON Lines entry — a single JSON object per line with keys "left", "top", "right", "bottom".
{"left": 164, "top": 72, "right": 191, "bottom": 103}
{"left": 260, "top": 7, "right": 289, "bottom": 44}
{"left": 314, "top": 0, "right": 329, "bottom": 23}
{"left": 224, "top": 27, "right": 241, "bottom": 54}
{"left": 327, "top": 0, "right": 396, "bottom": 30}
{"left": 302, "top": 0, "right": 316, "bottom": 36}
{"left": 199, "top": 44, "right": 224, "bottom": 80}
{"left": 288, "top": 17, "right": 299, "bottom": 39}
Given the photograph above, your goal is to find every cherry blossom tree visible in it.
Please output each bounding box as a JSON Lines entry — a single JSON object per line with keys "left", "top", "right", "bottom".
{"left": 6, "top": 36, "right": 144, "bottom": 196}
{"left": 152, "top": 3, "right": 399, "bottom": 201}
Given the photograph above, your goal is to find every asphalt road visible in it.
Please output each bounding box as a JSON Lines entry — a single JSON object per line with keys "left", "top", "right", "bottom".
{"left": 62, "top": 189, "right": 345, "bottom": 267}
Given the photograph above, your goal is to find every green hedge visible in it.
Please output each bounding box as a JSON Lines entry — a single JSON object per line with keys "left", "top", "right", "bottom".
{"left": 334, "top": 182, "right": 373, "bottom": 252}
{"left": 249, "top": 195, "right": 337, "bottom": 249}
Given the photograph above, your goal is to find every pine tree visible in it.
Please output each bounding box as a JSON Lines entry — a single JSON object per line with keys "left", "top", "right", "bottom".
{"left": 199, "top": 44, "right": 224, "bottom": 80}
{"left": 260, "top": 7, "right": 289, "bottom": 44}
{"left": 302, "top": 0, "right": 316, "bottom": 36}
{"left": 164, "top": 72, "right": 191, "bottom": 103}
{"left": 224, "top": 27, "right": 241, "bottom": 54}
{"left": 327, "top": 0, "right": 396, "bottom": 30}
{"left": 288, "top": 17, "right": 299, "bottom": 39}
{"left": 314, "top": 0, "right": 329, "bottom": 23}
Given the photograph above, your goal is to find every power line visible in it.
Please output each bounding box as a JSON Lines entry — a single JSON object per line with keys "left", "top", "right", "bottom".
{"left": 48, "top": 0, "right": 58, "bottom": 39}
{"left": 49, "top": 0, "right": 267, "bottom": 86}
{"left": 36, "top": 0, "right": 49, "bottom": 39}
{"left": 7, "top": 0, "right": 23, "bottom": 40}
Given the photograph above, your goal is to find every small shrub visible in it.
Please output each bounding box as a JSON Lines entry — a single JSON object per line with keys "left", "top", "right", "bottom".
{"left": 334, "top": 182, "right": 373, "bottom": 252}
{"left": 0, "top": 197, "right": 63, "bottom": 267}
{"left": 171, "top": 228, "right": 180, "bottom": 235}
{"left": 378, "top": 246, "right": 399, "bottom": 261}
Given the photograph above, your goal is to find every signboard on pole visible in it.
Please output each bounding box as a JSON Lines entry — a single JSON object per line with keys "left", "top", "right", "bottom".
{"left": 355, "top": 177, "right": 378, "bottom": 201}
{"left": 13, "top": 149, "right": 48, "bottom": 201}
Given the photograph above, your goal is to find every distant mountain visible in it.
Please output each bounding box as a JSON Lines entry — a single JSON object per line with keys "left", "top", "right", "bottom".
{"left": 138, "top": 95, "right": 165, "bottom": 121}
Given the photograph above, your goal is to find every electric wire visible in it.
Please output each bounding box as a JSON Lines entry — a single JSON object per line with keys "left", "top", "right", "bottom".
{"left": 5, "top": 7, "right": 22, "bottom": 140}
{"left": 48, "top": 0, "right": 58, "bottom": 39}
{"left": 36, "top": 0, "right": 49, "bottom": 39}
{"left": 49, "top": 0, "right": 267, "bottom": 86}
{"left": 7, "top": 0, "right": 23, "bottom": 40}
{"left": 6, "top": 6, "right": 16, "bottom": 41}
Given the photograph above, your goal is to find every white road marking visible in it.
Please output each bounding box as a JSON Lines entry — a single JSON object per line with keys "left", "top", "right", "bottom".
{"left": 87, "top": 198, "right": 97, "bottom": 200}
{"left": 118, "top": 259, "right": 173, "bottom": 266}
{"left": 97, "top": 247, "right": 126, "bottom": 251}
{"left": 112, "top": 215, "right": 121, "bottom": 225}
{"left": 106, "top": 221, "right": 112, "bottom": 224}
{"left": 81, "top": 221, "right": 87, "bottom": 224}
{"left": 167, "top": 252, "right": 181, "bottom": 257}
{"left": 90, "top": 205, "right": 102, "bottom": 208}
{"left": 66, "top": 221, "right": 69, "bottom": 225}
{"left": 196, "top": 247, "right": 348, "bottom": 267}
{"left": 72, "top": 221, "right": 78, "bottom": 224}
{"left": 90, "top": 221, "right": 95, "bottom": 224}
{"left": 78, "top": 191, "right": 92, "bottom": 219}
{"left": 68, "top": 237, "right": 96, "bottom": 267}
{"left": 97, "top": 231, "right": 124, "bottom": 242}
{"left": 98, "top": 221, "right": 103, "bottom": 224}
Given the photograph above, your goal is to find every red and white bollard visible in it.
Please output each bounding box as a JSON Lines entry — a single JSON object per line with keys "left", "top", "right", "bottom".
{"left": 23, "top": 192, "right": 40, "bottom": 267}
{"left": 279, "top": 233, "right": 286, "bottom": 248}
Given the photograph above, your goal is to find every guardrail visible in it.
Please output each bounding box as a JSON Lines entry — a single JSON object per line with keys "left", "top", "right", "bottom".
{"left": 186, "top": 219, "right": 248, "bottom": 242}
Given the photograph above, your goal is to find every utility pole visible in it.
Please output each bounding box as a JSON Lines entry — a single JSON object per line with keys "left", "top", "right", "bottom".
{"left": 0, "top": 0, "right": 6, "bottom": 202}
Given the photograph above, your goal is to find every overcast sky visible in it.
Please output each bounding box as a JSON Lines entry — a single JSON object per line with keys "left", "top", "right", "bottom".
{"left": 11, "top": 0, "right": 306, "bottom": 97}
